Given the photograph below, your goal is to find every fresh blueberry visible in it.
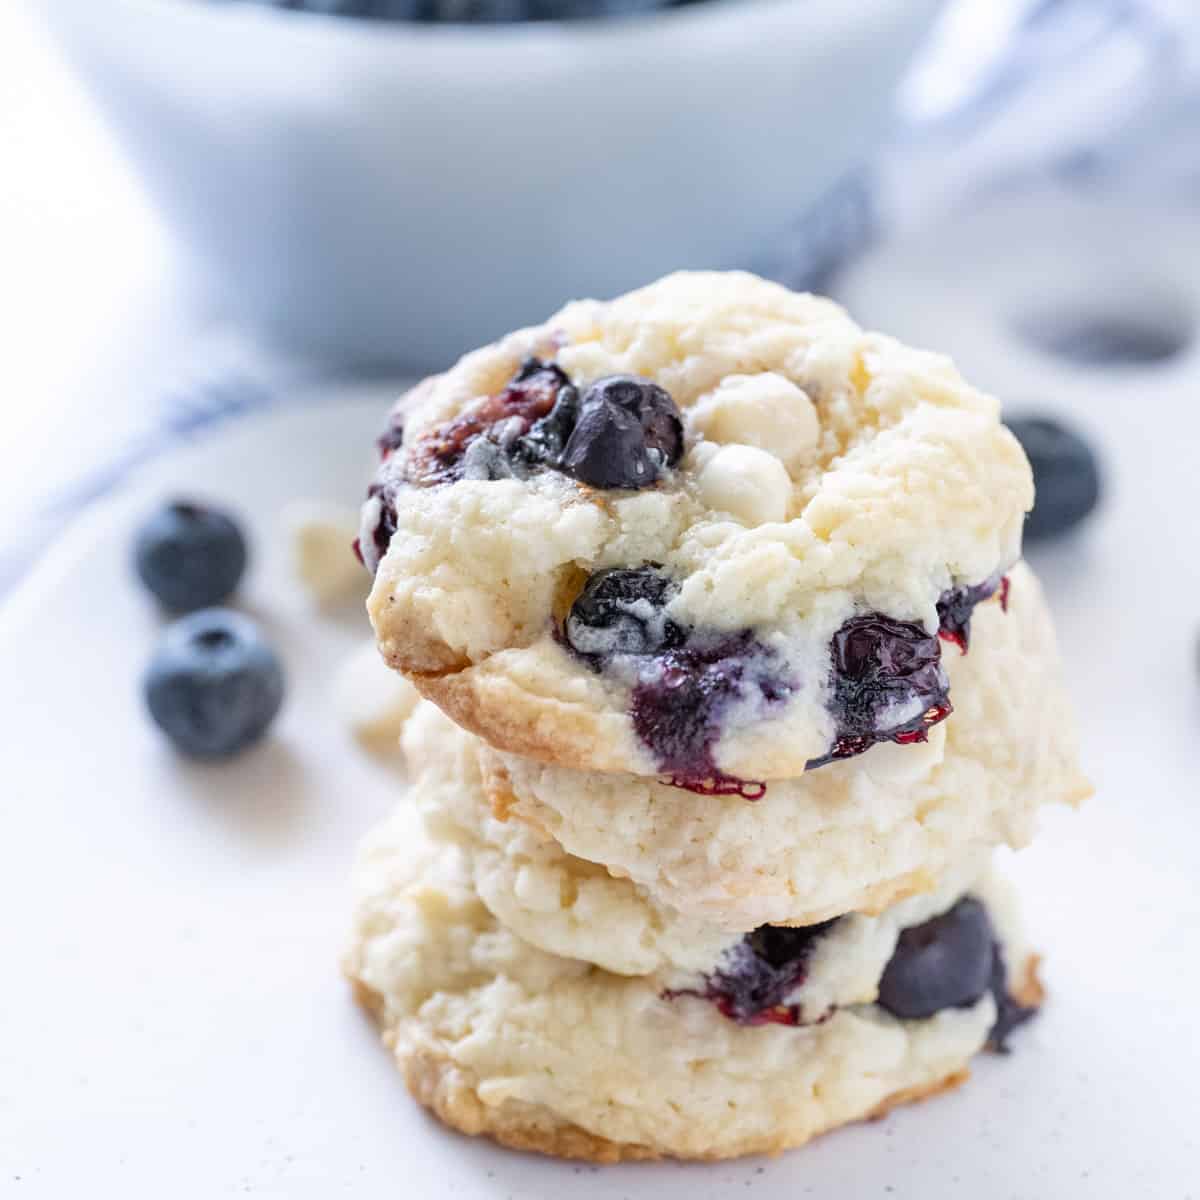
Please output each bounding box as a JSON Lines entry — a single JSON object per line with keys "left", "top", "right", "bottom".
{"left": 1018, "top": 312, "right": 1185, "bottom": 367}
{"left": 144, "top": 609, "right": 285, "bottom": 759}
{"left": 672, "top": 919, "right": 839, "bottom": 1026}
{"left": 1006, "top": 416, "right": 1102, "bottom": 540}
{"left": 877, "top": 897, "right": 995, "bottom": 1021}
{"left": 557, "top": 375, "right": 684, "bottom": 490}
{"left": 564, "top": 566, "right": 684, "bottom": 658}
{"left": 134, "top": 501, "right": 248, "bottom": 613}
{"left": 809, "top": 613, "right": 951, "bottom": 769}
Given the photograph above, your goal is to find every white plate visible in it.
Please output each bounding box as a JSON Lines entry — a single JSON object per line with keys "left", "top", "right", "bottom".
{"left": 3, "top": 395, "right": 1198, "bottom": 1198}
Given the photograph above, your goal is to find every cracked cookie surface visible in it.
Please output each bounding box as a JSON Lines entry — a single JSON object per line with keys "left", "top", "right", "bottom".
{"left": 360, "top": 270, "right": 1032, "bottom": 779}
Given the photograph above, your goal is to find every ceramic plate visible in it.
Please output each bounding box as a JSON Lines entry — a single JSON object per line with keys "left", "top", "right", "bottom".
{"left": 3, "top": 387, "right": 1197, "bottom": 1197}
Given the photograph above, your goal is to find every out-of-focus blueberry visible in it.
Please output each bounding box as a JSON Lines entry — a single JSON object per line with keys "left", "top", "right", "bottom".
{"left": 1006, "top": 416, "right": 1102, "bottom": 540}
{"left": 144, "top": 609, "right": 285, "bottom": 759}
{"left": 418, "top": 0, "right": 530, "bottom": 20}
{"left": 134, "top": 500, "right": 248, "bottom": 613}
{"left": 529, "top": 0, "right": 665, "bottom": 17}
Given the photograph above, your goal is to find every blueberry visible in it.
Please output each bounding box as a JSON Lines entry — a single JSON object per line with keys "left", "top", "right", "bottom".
{"left": 936, "top": 574, "right": 1006, "bottom": 653}
{"left": 1006, "top": 416, "right": 1101, "bottom": 540}
{"left": 144, "top": 609, "right": 285, "bottom": 759}
{"left": 418, "top": 0, "right": 528, "bottom": 17}
{"left": 877, "top": 897, "right": 995, "bottom": 1020}
{"left": 134, "top": 501, "right": 248, "bottom": 613}
{"left": 528, "top": 0, "right": 662, "bottom": 16}
{"left": 361, "top": 482, "right": 398, "bottom": 570}
{"left": 987, "top": 944, "right": 1039, "bottom": 1052}
{"left": 673, "top": 919, "right": 839, "bottom": 1026}
{"left": 564, "top": 566, "right": 683, "bottom": 658}
{"left": 219, "top": 0, "right": 379, "bottom": 13}
{"left": 402, "top": 363, "right": 683, "bottom": 491}
{"left": 406, "top": 358, "right": 568, "bottom": 487}
{"left": 376, "top": 413, "right": 405, "bottom": 460}
{"left": 564, "top": 567, "right": 789, "bottom": 788}
{"left": 213, "top": 0, "right": 671, "bottom": 16}
{"left": 630, "top": 633, "right": 792, "bottom": 785}
{"left": 298, "top": 0, "right": 375, "bottom": 12}
{"left": 520, "top": 382, "right": 581, "bottom": 466}
{"left": 557, "top": 375, "right": 684, "bottom": 490}
{"left": 810, "top": 613, "right": 951, "bottom": 768}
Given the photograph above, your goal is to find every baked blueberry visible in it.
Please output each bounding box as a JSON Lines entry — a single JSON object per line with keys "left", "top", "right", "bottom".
{"left": 134, "top": 500, "right": 248, "bottom": 613}
{"left": 684, "top": 919, "right": 839, "bottom": 1025}
{"left": 564, "top": 566, "right": 684, "bottom": 658}
{"left": 376, "top": 414, "right": 405, "bottom": 460}
{"left": 631, "top": 633, "right": 791, "bottom": 790}
{"left": 563, "top": 569, "right": 783, "bottom": 794}
{"left": 398, "top": 364, "right": 682, "bottom": 492}
{"left": 810, "top": 613, "right": 951, "bottom": 768}
{"left": 144, "top": 609, "right": 285, "bottom": 759}
{"left": 407, "top": 358, "right": 568, "bottom": 486}
{"left": 520, "top": 381, "right": 581, "bottom": 466}
{"left": 557, "top": 375, "right": 684, "bottom": 490}
{"left": 361, "top": 482, "right": 399, "bottom": 567}
{"left": 937, "top": 574, "right": 1008, "bottom": 653}
{"left": 877, "top": 897, "right": 994, "bottom": 1020}
{"left": 987, "top": 945, "right": 1038, "bottom": 1052}
{"left": 1006, "top": 416, "right": 1101, "bottom": 540}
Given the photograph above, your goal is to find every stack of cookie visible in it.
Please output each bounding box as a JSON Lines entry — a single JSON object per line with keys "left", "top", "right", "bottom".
{"left": 345, "top": 272, "right": 1088, "bottom": 1162}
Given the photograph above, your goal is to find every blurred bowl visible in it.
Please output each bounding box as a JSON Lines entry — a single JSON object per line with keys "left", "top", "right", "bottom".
{"left": 39, "top": 0, "right": 942, "bottom": 369}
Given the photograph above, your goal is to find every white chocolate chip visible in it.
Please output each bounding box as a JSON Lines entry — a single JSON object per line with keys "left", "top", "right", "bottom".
{"left": 689, "top": 372, "right": 819, "bottom": 475}
{"left": 334, "top": 640, "right": 420, "bottom": 750}
{"left": 286, "top": 503, "right": 367, "bottom": 606}
{"left": 695, "top": 443, "right": 791, "bottom": 526}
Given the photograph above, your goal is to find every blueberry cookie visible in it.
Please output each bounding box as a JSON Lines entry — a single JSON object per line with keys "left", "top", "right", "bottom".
{"left": 379, "top": 709, "right": 1001, "bottom": 984}
{"left": 464, "top": 564, "right": 1088, "bottom": 928}
{"left": 346, "top": 809, "right": 1042, "bottom": 1163}
{"left": 359, "top": 272, "right": 1032, "bottom": 782}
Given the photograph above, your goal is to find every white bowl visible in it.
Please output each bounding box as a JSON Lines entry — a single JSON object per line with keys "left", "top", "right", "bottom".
{"left": 39, "top": 0, "right": 942, "bottom": 369}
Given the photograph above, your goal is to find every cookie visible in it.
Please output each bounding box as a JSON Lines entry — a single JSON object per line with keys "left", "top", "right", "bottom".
{"left": 359, "top": 271, "right": 1032, "bottom": 781}
{"left": 345, "top": 809, "right": 1042, "bottom": 1163}
{"left": 405, "top": 564, "right": 1087, "bottom": 929}
{"left": 394, "top": 698, "right": 1005, "bottom": 980}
